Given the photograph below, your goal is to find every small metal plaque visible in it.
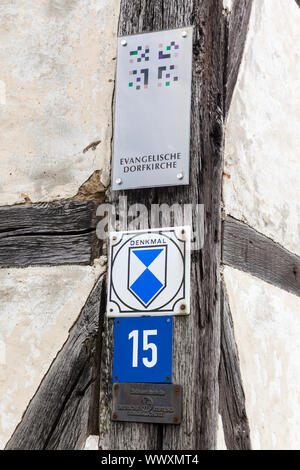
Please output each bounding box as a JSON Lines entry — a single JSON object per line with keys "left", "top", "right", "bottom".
{"left": 107, "top": 226, "right": 191, "bottom": 317}
{"left": 112, "top": 383, "right": 182, "bottom": 424}
{"left": 112, "top": 27, "right": 193, "bottom": 190}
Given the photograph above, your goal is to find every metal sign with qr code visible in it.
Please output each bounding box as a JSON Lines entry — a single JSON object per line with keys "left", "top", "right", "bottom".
{"left": 112, "top": 27, "right": 193, "bottom": 190}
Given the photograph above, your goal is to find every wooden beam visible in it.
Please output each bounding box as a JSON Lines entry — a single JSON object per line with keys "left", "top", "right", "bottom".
{"left": 223, "top": 0, "right": 252, "bottom": 118}
{"left": 0, "top": 200, "right": 100, "bottom": 267}
{"left": 99, "top": 0, "right": 226, "bottom": 451}
{"left": 5, "top": 275, "right": 106, "bottom": 450}
{"left": 223, "top": 216, "right": 300, "bottom": 298}
{"left": 219, "top": 282, "right": 251, "bottom": 450}
{"left": 99, "top": 0, "right": 253, "bottom": 451}
{"left": 0, "top": 1, "right": 254, "bottom": 451}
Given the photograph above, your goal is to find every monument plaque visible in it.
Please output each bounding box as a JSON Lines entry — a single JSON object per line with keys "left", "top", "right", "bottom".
{"left": 112, "top": 27, "right": 193, "bottom": 190}
{"left": 112, "top": 383, "right": 182, "bottom": 424}
{"left": 107, "top": 226, "right": 191, "bottom": 317}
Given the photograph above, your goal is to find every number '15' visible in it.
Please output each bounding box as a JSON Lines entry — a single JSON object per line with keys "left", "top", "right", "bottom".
{"left": 128, "top": 329, "right": 157, "bottom": 368}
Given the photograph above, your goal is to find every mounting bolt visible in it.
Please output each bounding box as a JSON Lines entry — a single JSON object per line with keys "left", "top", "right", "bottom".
{"left": 115, "top": 376, "right": 118, "bottom": 381}
{"left": 180, "top": 304, "right": 186, "bottom": 311}
{"left": 115, "top": 177, "right": 122, "bottom": 185}
{"left": 173, "top": 416, "right": 179, "bottom": 423}
{"left": 175, "top": 386, "right": 180, "bottom": 393}
{"left": 113, "top": 413, "right": 118, "bottom": 419}
{"left": 121, "top": 39, "right": 127, "bottom": 46}
{"left": 177, "top": 172, "right": 183, "bottom": 180}
{"left": 109, "top": 308, "right": 113, "bottom": 313}
{"left": 181, "top": 31, "right": 187, "bottom": 38}
{"left": 166, "top": 376, "right": 170, "bottom": 381}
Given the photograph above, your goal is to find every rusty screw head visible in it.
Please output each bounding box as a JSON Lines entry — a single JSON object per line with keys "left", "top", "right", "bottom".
{"left": 113, "top": 413, "right": 118, "bottom": 419}
{"left": 117, "top": 320, "right": 120, "bottom": 324}
{"left": 166, "top": 376, "right": 170, "bottom": 381}
{"left": 181, "top": 229, "right": 185, "bottom": 235}
{"left": 115, "top": 376, "right": 118, "bottom": 381}
{"left": 175, "top": 386, "right": 180, "bottom": 393}
{"left": 173, "top": 416, "right": 179, "bottom": 424}
{"left": 109, "top": 308, "right": 113, "bottom": 313}
{"left": 180, "top": 304, "right": 186, "bottom": 311}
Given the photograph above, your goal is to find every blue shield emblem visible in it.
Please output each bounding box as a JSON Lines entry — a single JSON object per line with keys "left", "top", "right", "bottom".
{"left": 128, "top": 246, "right": 167, "bottom": 307}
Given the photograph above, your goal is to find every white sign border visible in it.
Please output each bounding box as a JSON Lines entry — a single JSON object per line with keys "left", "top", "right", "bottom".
{"left": 107, "top": 226, "right": 191, "bottom": 318}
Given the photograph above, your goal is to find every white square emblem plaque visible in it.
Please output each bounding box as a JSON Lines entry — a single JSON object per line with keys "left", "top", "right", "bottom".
{"left": 107, "top": 227, "right": 191, "bottom": 317}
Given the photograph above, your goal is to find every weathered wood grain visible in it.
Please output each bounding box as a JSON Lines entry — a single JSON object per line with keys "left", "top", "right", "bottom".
{"left": 223, "top": 0, "right": 252, "bottom": 117}
{"left": 223, "top": 216, "right": 300, "bottom": 298}
{"left": 100, "top": 0, "right": 226, "bottom": 451}
{"left": 0, "top": 200, "right": 100, "bottom": 267}
{"left": 5, "top": 275, "right": 106, "bottom": 450}
{"left": 219, "top": 282, "right": 251, "bottom": 450}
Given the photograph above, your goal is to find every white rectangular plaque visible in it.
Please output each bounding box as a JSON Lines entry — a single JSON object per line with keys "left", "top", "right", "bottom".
{"left": 112, "top": 27, "right": 193, "bottom": 190}
{"left": 107, "top": 226, "right": 191, "bottom": 317}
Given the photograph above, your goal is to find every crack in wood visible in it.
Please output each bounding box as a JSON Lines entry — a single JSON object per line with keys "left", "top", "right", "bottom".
{"left": 0, "top": 227, "right": 96, "bottom": 239}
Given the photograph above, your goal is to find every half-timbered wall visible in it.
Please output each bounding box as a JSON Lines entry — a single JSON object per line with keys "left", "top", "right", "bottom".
{"left": 0, "top": 0, "right": 300, "bottom": 451}
{"left": 222, "top": 0, "right": 300, "bottom": 450}
{"left": 0, "top": 0, "right": 120, "bottom": 448}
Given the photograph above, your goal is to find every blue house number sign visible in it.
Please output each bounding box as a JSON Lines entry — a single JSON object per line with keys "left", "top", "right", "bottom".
{"left": 113, "top": 316, "right": 173, "bottom": 383}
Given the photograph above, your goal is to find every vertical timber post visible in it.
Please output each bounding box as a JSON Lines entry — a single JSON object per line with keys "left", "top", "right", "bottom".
{"left": 99, "top": 0, "right": 224, "bottom": 450}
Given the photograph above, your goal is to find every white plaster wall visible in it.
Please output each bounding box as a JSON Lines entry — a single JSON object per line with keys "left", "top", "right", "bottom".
{"left": 0, "top": 0, "right": 120, "bottom": 206}
{"left": 83, "top": 435, "right": 99, "bottom": 450}
{"left": 224, "top": 266, "right": 300, "bottom": 450}
{"left": 223, "top": 0, "right": 300, "bottom": 256}
{"left": 217, "top": 414, "right": 227, "bottom": 450}
{"left": 223, "top": 0, "right": 233, "bottom": 11}
{"left": 0, "top": 262, "right": 105, "bottom": 449}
